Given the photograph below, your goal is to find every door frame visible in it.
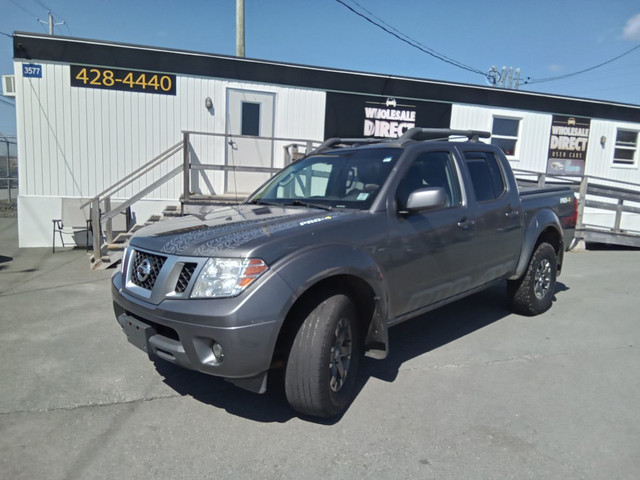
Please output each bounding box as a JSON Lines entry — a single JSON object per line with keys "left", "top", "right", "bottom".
{"left": 224, "top": 88, "right": 277, "bottom": 194}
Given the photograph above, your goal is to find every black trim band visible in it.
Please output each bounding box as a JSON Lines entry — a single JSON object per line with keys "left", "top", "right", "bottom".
{"left": 12, "top": 32, "right": 640, "bottom": 122}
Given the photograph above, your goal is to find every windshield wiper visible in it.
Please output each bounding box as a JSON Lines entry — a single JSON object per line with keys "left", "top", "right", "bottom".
{"left": 285, "top": 200, "right": 333, "bottom": 211}
{"left": 248, "top": 199, "right": 282, "bottom": 207}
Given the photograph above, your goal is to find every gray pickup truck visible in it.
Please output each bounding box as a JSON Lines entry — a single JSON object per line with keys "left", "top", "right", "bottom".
{"left": 112, "top": 128, "right": 577, "bottom": 418}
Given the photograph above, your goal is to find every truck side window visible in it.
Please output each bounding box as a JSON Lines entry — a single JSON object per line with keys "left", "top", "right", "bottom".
{"left": 463, "top": 152, "right": 506, "bottom": 202}
{"left": 396, "top": 151, "right": 461, "bottom": 210}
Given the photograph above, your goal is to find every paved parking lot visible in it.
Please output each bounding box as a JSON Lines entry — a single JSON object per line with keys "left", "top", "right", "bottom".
{"left": 1, "top": 216, "right": 638, "bottom": 479}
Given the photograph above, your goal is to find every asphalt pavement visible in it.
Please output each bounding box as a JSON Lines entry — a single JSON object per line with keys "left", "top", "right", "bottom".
{"left": 0, "top": 216, "right": 638, "bottom": 479}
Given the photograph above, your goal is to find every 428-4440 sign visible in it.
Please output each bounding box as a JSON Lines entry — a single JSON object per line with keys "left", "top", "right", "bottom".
{"left": 70, "top": 65, "right": 176, "bottom": 95}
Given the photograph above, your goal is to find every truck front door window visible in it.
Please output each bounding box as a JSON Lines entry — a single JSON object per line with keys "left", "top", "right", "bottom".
{"left": 396, "top": 151, "right": 461, "bottom": 210}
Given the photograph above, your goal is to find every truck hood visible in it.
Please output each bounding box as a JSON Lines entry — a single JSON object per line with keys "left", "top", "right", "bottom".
{"left": 129, "top": 204, "right": 352, "bottom": 258}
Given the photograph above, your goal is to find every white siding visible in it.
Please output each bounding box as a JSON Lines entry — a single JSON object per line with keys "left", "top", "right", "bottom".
{"left": 14, "top": 56, "right": 638, "bottom": 248}
{"left": 584, "top": 119, "right": 640, "bottom": 184}
{"left": 15, "top": 60, "right": 326, "bottom": 246}
{"left": 451, "top": 104, "right": 640, "bottom": 185}
{"left": 450, "top": 104, "right": 552, "bottom": 172}
{"left": 16, "top": 61, "right": 326, "bottom": 202}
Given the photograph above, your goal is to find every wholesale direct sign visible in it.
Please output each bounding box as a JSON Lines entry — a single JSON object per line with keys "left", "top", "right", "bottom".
{"left": 323, "top": 92, "right": 451, "bottom": 139}
{"left": 363, "top": 98, "right": 416, "bottom": 138}
{"left": 546, "top": 115, "right": 591, "bottom": 176}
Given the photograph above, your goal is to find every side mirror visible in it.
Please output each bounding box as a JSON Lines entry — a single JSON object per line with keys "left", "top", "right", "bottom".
{"left": 403, "top": 187, "right": 446, "bottom": 213}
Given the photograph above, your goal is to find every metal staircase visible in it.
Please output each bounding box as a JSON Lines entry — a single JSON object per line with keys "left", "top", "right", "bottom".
{"left": 82, "top": 131, "right": 321, "bottom": 269}
{"left": 95, "top": 205, "right": 182, "bottom": 269}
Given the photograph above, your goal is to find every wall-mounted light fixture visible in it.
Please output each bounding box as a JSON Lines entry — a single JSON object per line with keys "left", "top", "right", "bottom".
{"left": 205, "top": 97, "right": 213, "bottom": 109}
{"left": 600, "top": 136, "right": 606, "bottom": 147}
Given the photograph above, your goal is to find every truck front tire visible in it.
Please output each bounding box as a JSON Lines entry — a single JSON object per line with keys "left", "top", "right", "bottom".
{"left": 285, "top": 293, "right": 362, "bottom": 418}
{"left": 508, "top": 242, "right": 557, "bottom": 316}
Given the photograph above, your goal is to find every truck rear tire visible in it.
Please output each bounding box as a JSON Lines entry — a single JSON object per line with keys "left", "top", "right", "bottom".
{"left": 285, "top": 293, "right": 361, "bottom": 418}
{"left": 508, "top": 242, "right": 557, "bottom": 316}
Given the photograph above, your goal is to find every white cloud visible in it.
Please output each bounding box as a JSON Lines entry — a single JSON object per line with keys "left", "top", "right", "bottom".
{"left": 623, "top": 12, "right": 640, "bottom": 40}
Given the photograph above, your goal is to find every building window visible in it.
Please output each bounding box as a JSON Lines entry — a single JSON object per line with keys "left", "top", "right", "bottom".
{"left": 241, "top": 102, "right": 260, "bottom": 136}
{"left": 491, "top": 117, "right": 520, "bottom": 157}
{"left": 613, "top": 129, "right": 638, "bottom": 166}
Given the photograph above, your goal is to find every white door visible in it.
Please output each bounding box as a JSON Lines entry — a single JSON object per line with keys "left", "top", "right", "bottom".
{"left": 225, "top": 89, "right": 275, "bottom": 194}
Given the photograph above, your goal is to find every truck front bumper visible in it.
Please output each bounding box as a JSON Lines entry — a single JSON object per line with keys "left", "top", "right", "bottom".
{"left": 111, "top": 270, "right": 294, "bottom": 392}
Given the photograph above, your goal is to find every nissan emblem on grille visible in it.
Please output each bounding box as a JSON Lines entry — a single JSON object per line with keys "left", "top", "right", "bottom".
{"left": 131, "top": 250, "right": 166, "bottom": 290}
{"left": 136, "top": 258, "right": 152, "bottom": 283}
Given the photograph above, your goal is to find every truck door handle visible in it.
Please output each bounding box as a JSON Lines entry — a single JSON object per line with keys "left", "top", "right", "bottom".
{"left": 457, "top": 218, "right": 474, "bottom": 230}
{"left": 505, "top": 209, "right": 520, "bottom": 219}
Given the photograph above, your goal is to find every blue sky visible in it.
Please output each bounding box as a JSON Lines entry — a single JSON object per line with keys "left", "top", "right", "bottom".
{"left": 1, "top": 0, "right": 639, "bottom": 136}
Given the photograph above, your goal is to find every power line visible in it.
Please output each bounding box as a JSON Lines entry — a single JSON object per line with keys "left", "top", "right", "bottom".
{"left": 8, "top": 0, "right": 39, "bottom": 18}
{"left": 525, "top": 44, "right": 640, "bottom": 84}
{"left": 346, "top": 0, "right": 483, "bottom": 75}
{"left": 29, "top": 0, "right": 69, "bottom": 35}
{"left": 335, "top": 0, "right": 640, "bottom": 90}
{"left": 31, "top": 0, "right": 59, "bottom": 17}
{"left": 333, "top": 0, "right": 487, "bottom": 77}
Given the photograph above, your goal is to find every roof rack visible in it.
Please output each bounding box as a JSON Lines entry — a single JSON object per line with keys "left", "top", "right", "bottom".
{"left": 398, "top": 128, "right": 491, "bottom": 143}
{"left": 308, "top": 128, "right": 491, "bottom": 156}
{"left": 311, "top": 137, "right": 387, "bottom": 154}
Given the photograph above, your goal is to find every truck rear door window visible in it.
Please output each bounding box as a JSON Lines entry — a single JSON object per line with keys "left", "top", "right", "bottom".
{"left": 463, "top": 152, "right": 506, "bottom": 202}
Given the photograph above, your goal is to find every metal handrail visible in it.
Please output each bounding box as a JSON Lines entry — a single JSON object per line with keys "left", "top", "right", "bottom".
{"left": 513, "top": 168, "right": 640, "bottom": 190}
{"left": 513, "top": 168, "right": 640, "bottom": 245}
{"left": 86, "top": 131, "right": 322, "bottom": 264}
{"left": 181, "top": 130, "right": 321, "bottom": 144}
{"left": 180, "top": 130, "right": 321, "bottom": 203}
{"left": 80, "top": 140, "right": 183, "bottom": 209}
{"left": 86, "top": 140, "right": 185, "bottom": 256}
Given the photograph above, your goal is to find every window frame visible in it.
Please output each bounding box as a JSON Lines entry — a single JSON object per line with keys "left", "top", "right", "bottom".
{"left": 491, "top": 116, "right": 521, "bottom": 160}
{"left": 395, "top": 150, "right": 463, "bottom": 211}
{"left": 241, "top": 101, "right": 261, "bottom": 136}
{"left": 462, "top": 151, "right": 507, "bottom": 203}
{"left": 612, "top": 129, "right": 638, "bottom": 168}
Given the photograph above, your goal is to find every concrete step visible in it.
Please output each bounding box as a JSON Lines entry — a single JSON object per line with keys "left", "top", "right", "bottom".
{"left": 88, "top": 203, "right": 184, "bottom": 270}
{"left": 112, "top": 232, "right": 132, "bottom": 243}
{"left": 144, "top": 214, "right": 162, "bottom": 225}
{"left": 162, "top": 205, "right": 181, "bottom": 217}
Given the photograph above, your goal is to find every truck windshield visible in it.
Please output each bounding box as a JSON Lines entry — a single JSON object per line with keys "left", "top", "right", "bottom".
{"left": 247, "top": 148, "right": 401, "bottom": 210}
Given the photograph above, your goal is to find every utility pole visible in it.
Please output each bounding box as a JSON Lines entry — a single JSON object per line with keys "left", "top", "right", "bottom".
{"left": 38, "top": 11, "right": 64, "bottom": 35}
{"left": 236, "top": 0, "right": 245, "bottom": 57}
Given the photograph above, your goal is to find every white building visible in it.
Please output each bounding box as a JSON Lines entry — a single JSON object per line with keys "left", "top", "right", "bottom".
{"left": 6, "top": 32, "right": 640, "bottom": 249}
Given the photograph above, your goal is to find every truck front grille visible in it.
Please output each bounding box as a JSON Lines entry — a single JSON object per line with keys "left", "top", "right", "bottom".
{"left": 131, "top": 250, "right": 166, "bottom": 290}
{"left": 175, "top": 263, "right": 197, "bottom": 293}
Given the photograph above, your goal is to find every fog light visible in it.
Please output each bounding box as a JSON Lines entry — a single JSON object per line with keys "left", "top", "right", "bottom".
{"left": 212, "top": 342, "right": 224, "bottom": 362}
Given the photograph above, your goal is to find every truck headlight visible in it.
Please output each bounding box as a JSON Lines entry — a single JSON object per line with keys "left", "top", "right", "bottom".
{"left": 191, "top": 258, "right": 268, "bottom": 298}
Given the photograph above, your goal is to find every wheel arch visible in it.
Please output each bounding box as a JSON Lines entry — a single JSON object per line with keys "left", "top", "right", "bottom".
{"left": 271, "top": 245, "right": 390, "bottom": 367}
{"left": 513, "top": 210, "right": 564, "bottom": 279}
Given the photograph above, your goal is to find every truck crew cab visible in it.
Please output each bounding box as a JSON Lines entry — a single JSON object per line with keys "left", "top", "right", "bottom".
{"left": 112, "top": 128, "right": 577, "bottom": 418}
